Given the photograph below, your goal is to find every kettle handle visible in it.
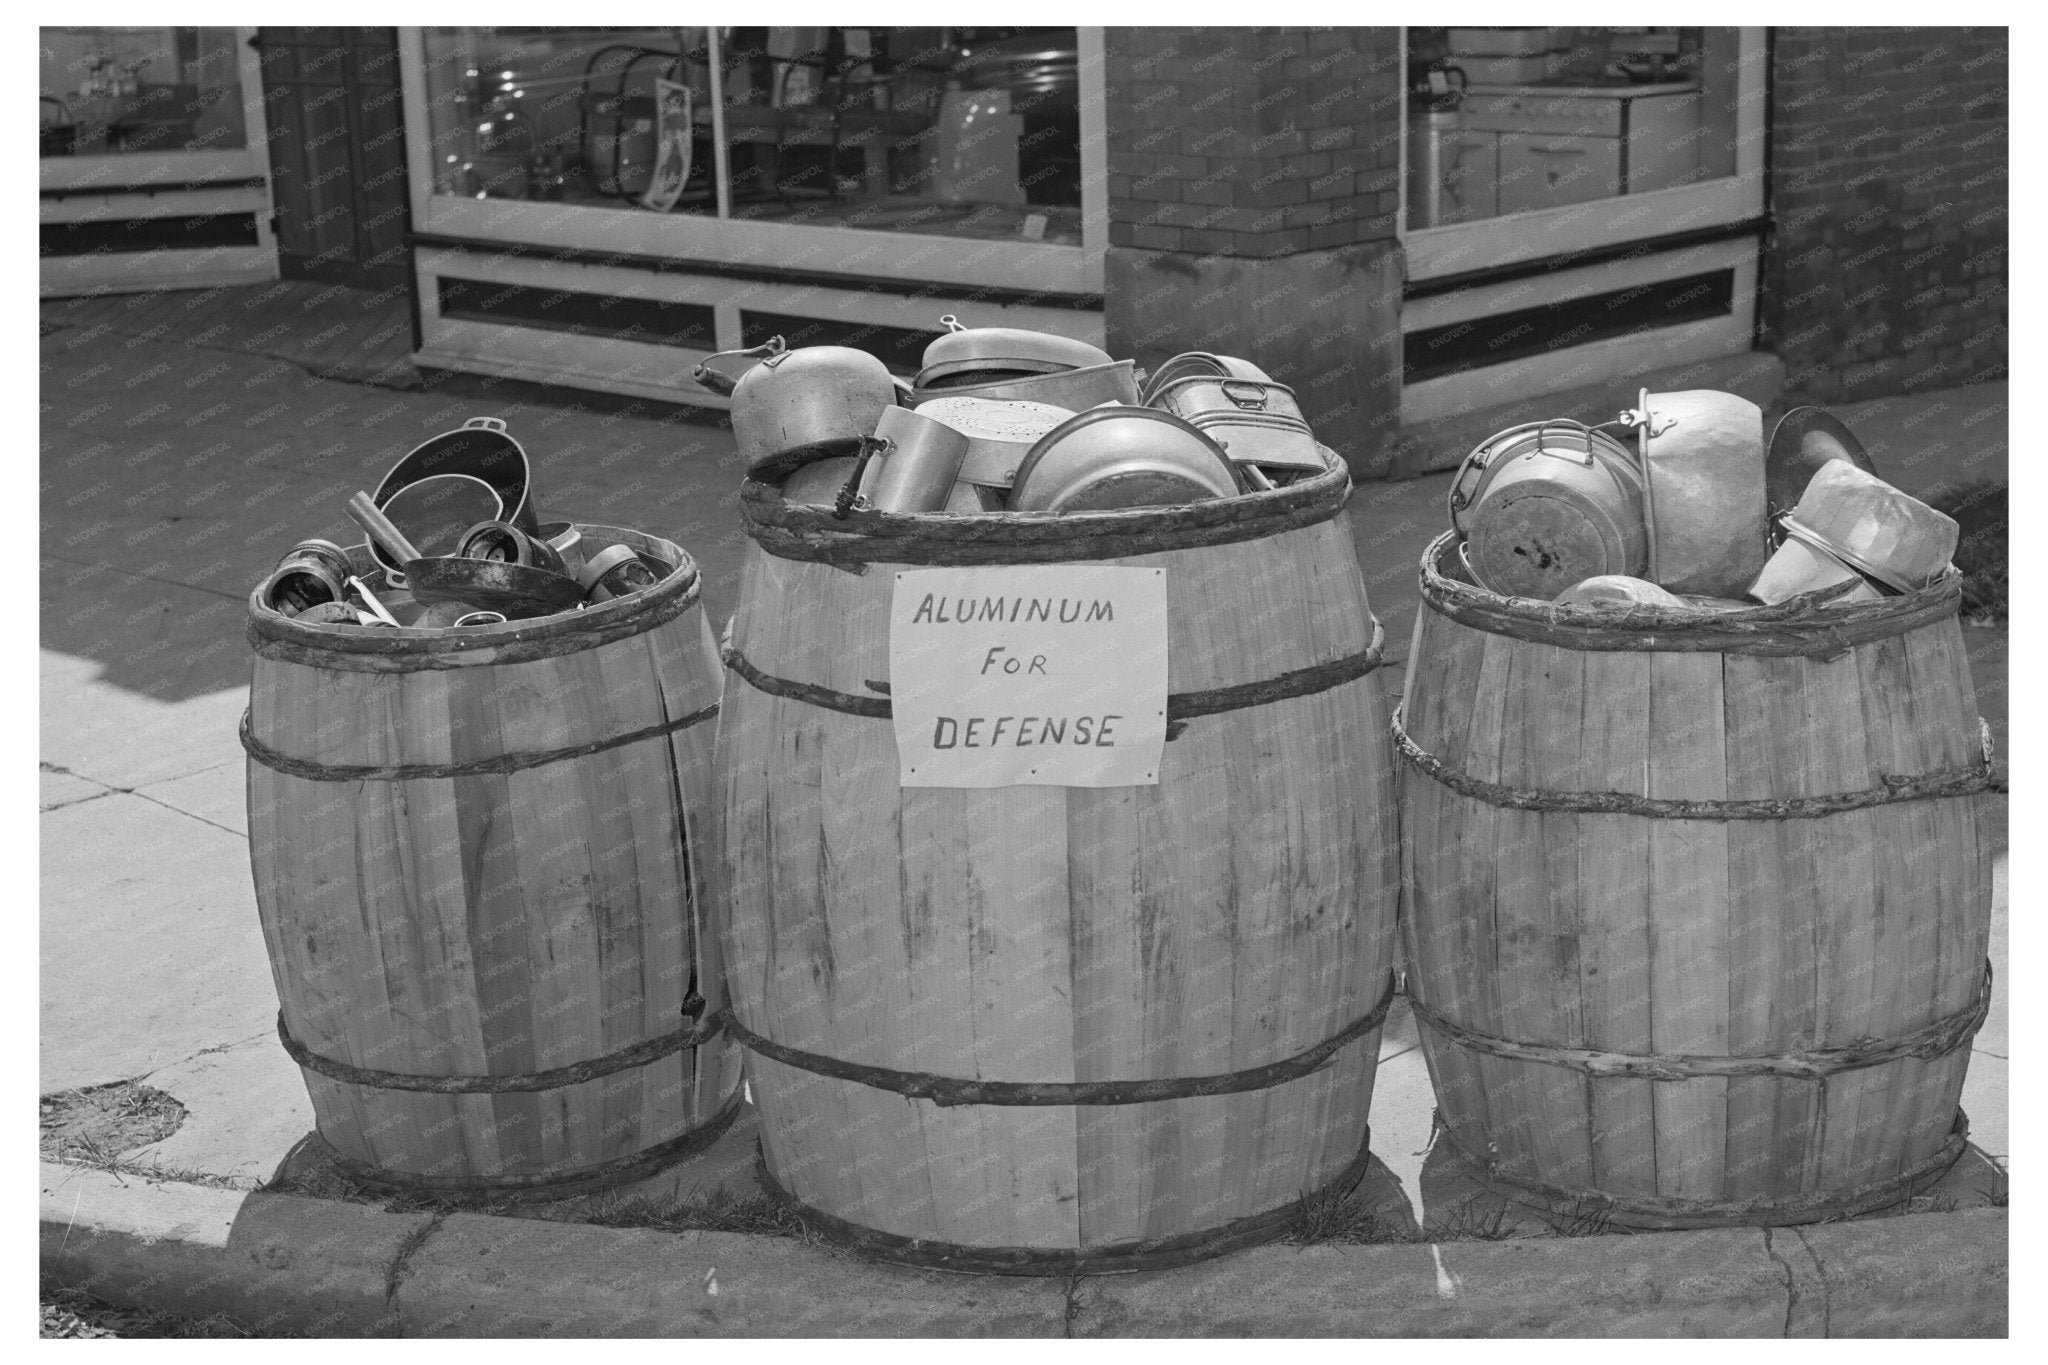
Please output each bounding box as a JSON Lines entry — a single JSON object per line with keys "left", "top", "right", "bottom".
{"left": 691, "top": 337, "right": 787, "bottom": 396}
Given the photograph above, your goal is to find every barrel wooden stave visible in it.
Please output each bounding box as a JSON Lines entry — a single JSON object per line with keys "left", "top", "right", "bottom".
{"left": 1400, "top": 571, "right": 1990, "bottom": 1222}
{"left": 717, "top": 515, "right": 1395, "bottom": 1251}
{"left": 248, "top": 537, "right": 739, "bottom": 1188}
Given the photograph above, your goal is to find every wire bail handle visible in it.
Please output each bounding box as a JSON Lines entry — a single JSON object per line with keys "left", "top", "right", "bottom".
{"left": 1605, "top": 387, "right": 1665, "bottom": 581}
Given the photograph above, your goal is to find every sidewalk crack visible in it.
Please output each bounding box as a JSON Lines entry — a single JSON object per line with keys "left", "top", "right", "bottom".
{"left": 1762, "top": 1227, "right": 1797, "bottom": 1337}
{"left": 383, "top": 1209, "right": 450, "bottom": 1335}
{"left": 1062, "top": 1271, "right": 1085, "bottom": 1338}
{"left": 128, "top": 788, "right": 246, "bottom": 840}
{"left": 1790, "top": 1226, "right": 1830, "bottom": 1337}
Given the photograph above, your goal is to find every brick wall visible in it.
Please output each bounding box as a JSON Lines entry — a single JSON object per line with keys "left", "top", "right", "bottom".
{"left": 1103, "top": 27, "right": 1403, "bottom": 257}
{"left": 1762, "top": 27, "right": 2007, "bottom": 402}
{"left": 1100, "top": 27, "right": 1408, "bottom": 474}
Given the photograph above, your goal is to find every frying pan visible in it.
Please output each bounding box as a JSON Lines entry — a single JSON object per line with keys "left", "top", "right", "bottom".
{"left": 370, "top": 416, "right": 540, "bottom": 573}
{"left": 380, "top": 474, "right": 504, "bottom": 561}
{"left": 402, "top": 557, "right": 584, "bottom": 618}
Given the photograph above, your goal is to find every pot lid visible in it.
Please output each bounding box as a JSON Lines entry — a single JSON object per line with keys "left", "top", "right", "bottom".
{"left": 1766, "top": 406, "right": 1878, "bottom": 520}
{"left": 1009, "top": 407, "right": 1238, "bottom": 512}
{"left": 919, "top": 316, "right": 1113, "bottom": 384}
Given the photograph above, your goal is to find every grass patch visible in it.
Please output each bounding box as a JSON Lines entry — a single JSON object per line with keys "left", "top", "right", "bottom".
{"left": 41, "top": 1082, "right": 186, "bottom": 1167}
{"left": 578, "top": 1185, "right": 832, "bottom": 1246}
{"left": 40, "top": 1278, "right": 307, "bottom": 1339}
{"left": 1920, "top": 477, "right": 2007, "bottom": 622}
{"left": 1282, "top": 1183, "right": 1420, "bottom": 1246}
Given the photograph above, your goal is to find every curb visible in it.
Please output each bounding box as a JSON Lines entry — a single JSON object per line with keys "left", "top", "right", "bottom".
{"left": 40, "top": 1162, "right": 2007, "bottom": 1337}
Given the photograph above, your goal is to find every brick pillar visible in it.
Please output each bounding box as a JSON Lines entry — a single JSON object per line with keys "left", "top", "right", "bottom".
{"left": 1762, "top": 27, "right": 2007, "bottom": 402}
{"left": 1101, "top": 28, "right": 1406, "bottom": 478}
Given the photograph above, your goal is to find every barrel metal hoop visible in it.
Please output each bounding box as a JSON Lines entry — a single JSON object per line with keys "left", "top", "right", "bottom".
{"left": 749, "top": 1126, "right": 1375, "bottom": 1275}
{"left": 720, "top": 621, "right": 1386, "bottom": 738}
{"left": 311, "top": 1087, "right": 746, "bottom": 1198}
{"left": 735, "top": 460, "right": 1352, "bottom": 567}
{"left": 722, "top": 975, "right": 1394, "bottom": 1108}
{"left": 276, "top": 1005, "right": 727, "bottom": 1094}
{"left": 1391, "top": 705, "right": 1999, "bottom": 820}
{"left": 240, "top": 702, "right": 719, "bottom": 783}
{"left": 1416, "top": 529, "right": 1963, "bottom": 656}
{"left": 1406, "top": 961, "right": 1991, "bottom": 1082}
{"left": 1434, "top": 1109, "right": 1970, "bottom": 1230}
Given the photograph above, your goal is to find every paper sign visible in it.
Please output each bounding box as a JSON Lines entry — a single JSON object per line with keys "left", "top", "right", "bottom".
{"left": 889, "top": 565, "right": 1168, "bottom": 788}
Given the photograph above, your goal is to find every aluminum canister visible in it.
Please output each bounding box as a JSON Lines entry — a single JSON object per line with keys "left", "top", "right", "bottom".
{"left": 861, "top": 407, "right": 971, "bottom": 513}
{"left": 457, "top": 520, "right": 568, "bottom": 577}
{"left": 1451, "top": 419, "right": 1650, "bottom": 599}
{"left": 579, "top": 543, "right": 660, "bottom": 603}
{"left": 258, "top": 538, "right": 355, "bottom": 615}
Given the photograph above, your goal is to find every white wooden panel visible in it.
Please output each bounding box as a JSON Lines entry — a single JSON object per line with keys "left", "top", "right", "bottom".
{"left": 413, "top": 246, "right": 1104, "bottom": 407}
{"left": 41, "top": 247, "right": 279, "bottom": 297}
{"left": 1404, "top": 235, "right": 1756, "bottom": 331}
{"left": 40, "top": 186, "right": 269, "bottom": 224}
{"left": 1401, "top": 253, "right": 1757, "bottom": 426}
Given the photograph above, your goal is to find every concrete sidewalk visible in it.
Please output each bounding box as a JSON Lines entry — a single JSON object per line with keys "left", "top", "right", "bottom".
{"left": 39, "top": 312, "right": 2009, "bottom": 1334}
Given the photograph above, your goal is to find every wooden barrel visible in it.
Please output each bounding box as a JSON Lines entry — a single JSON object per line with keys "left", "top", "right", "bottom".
{"left": 715, "top": 458, "right": 1398, "bottom": 1271}
{"left": 1398, "top": 530, "right": 1996, "bottom": 1228}
{"left": 244, "top": 525, "right": 742, "bottom": 1194}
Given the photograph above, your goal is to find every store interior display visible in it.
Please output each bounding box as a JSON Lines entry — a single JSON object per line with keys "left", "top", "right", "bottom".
{"left": 1404, "top": 26, "right": 1740, "bottom": 230}
{"left": 39, "top": 26, "right": 246, "bottom": 156}
{"left": 420, "top": 26, "right": 1083, "bottom": 244}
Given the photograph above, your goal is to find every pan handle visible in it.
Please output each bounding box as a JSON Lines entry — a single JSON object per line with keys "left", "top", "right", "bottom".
{"left": 691, "top": 337, "right": 786, "bottom": 395}
{"left": 832, "top": 436, "right": 893, "bottom": 520}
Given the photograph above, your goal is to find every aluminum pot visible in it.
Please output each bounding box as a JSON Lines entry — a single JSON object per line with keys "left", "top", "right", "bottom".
{"left": 1611, "top": 388, "right": 1768, "bottom": 597}
{"left": 1009, "top": 408, "right": 1240, "bottom": 513}
{"left": 916, "top": 314, "right": 1113, "bottom": 388}
{"left": 1451, "top": 419, "right": 1650, "bottom": 599}
{"left": 1747, "top": 523, "right": 1885, "bottom": 606}
{"left": 779, "top": 456, "right": 863, "bottom": 508}
{"left": 693, "top": 336, "right": 895, "bottom": 479}
{"left": 1147, "top": 374, "right": 1324, "bottom": 477}
{"left": 1139, "top": 351, "right": 1274, "bottom": 401}
{"left": 369, "top": 416, "right": 538, "bottom": 575}
{"left": 860, "top": 407, "right": 971, "bottom": 513}
{"left": 913, "top": 359, "right": 1140, "bottom": 410}
{"left": 1782, "top": 461, "right": 1957, "bottom": 592}
{"left": 915, "top": 395, "right": 1076, "bottom": 489}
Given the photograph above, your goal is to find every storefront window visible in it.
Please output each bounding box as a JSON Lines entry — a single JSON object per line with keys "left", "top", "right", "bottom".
{"left": 40, "top": 26, "right": 248, "bottom": 156}
{"left": 1405, "top": 26, "right": 1740, "bottom": 229}
{"left": 417, "top": 26, "right": 1082, "bottom": 245}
